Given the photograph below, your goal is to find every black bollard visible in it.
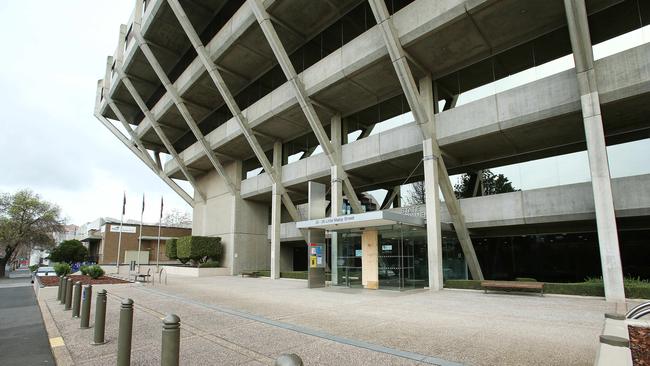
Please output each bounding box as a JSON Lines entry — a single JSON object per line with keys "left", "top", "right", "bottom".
{"left": 80, "top": 284, "right": 92, "bottom": 329}
{"left": 161, "top": 314, "right": 181, "bottom": 366}
{"left": 92, "top": 290, "right": 107, "bottom": 345}
{"left": 117, "top": 298, "right": 134, "bottom": 366}
{"left": 72, "top": 281, "right": 82, "bottom": 318}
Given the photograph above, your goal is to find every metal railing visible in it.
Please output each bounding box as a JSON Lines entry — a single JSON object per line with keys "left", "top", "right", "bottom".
{"left": 626, "top": 301, "right": 650, "bottom": 319}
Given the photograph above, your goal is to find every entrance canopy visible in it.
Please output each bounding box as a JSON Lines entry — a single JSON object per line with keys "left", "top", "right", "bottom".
{"left": 296, "top": 210, "right": 424, "bottom": 231}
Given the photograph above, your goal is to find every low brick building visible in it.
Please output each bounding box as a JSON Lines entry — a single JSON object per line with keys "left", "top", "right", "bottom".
{"left": 81, "top": 219, "right": 190, "bottom": 265}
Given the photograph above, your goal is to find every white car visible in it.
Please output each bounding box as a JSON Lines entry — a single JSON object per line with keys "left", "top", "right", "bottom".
{"left": 31, "top": 266, "right": 57, "bottom": 283}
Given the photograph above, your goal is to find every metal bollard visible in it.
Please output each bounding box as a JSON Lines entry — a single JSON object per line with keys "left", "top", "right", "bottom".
{"left": 60, "top": 276, "right": 68, "bottom": 305}
{"left": 64, "top": 278, "right": 73, "bottom": 310}
{"left": 275, "top": 354, "right": 304, "bottom": 366}
{"left": 161, "top": 314, "right": 181, "bottom": 366}
{"left": 80, "top": 284, "right": 92, "bottom": 328}
{"left": 57, "top": 276, "right": 64, "bottom": 301}
{"left": 92, "top": 290, "right": 107, "bottom": 345}
{"left": 117, "top": 298, "right": 134, "bottom": 366}
{"left": 72, "top": 281, "right": 82, "bottom": 317}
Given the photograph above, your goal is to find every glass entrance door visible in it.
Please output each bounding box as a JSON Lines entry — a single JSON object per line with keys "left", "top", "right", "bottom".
{"left": 337, "top": 232, "right": 363, "bottom": 287}
{"left": 335, "top": 225, "right": 427, "bottom": 290}
{"left": 378, "top": 225, "right": 415, "bottom": 290}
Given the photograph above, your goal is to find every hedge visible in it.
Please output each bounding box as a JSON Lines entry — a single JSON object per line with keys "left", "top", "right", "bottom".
{"left": 176, "top": 236, "right": 222, "bottom": 266}
{"left": 165, "top": 238, "right": 178, "bottom": 259}
{"left": 444, "top": 279, "right": 650, "bottom": 299}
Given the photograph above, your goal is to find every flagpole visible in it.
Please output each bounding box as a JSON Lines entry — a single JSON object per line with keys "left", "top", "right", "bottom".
{"left": 116, "top": 192, "right": 125, "bottom": 274}
{"left": 156, "top": 196, "right": 163, "bottom": 273}
{"left": 137, "top": 194, "right": 144, "bottom": 274}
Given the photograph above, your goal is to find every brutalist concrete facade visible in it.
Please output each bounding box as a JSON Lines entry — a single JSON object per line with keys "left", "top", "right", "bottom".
{"left": 95, "top": 0, "right": 650, "bottom": 302}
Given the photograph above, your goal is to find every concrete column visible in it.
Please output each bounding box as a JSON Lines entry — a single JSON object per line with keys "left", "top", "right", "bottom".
{"left": 564, "top": 0, "right": 625, "bottom": 302}
{"left": 420, "top": 76, "right": 444, "bottom": 290}
{"left": 330, "top": 115, "right": 343, "bottom": 285}
{"left": 361, "top": 229, "right": 379, "bottom": 289}
{"left": 271, "top": 141, "right": 282, "bottom": 280}
{"left": 393, "top": 186, "right": 401, "bottom": 208}
{"left": 423, "top": 139, "right": 443, "bottom": 290}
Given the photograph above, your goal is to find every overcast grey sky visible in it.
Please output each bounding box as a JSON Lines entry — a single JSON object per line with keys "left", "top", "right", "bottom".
{"left": 0, "top": 1, "right": 648, "bottom": 224}
{"left": 0, "top": 1, "right": 191, "bottom": 225}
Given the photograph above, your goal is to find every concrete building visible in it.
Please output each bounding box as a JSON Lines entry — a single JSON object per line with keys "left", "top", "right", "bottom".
{"left": 94, "top": 0, "right": 650, "bottom": 302}
{"left": 77, "top": 218, "right": 191, "bottom": 265}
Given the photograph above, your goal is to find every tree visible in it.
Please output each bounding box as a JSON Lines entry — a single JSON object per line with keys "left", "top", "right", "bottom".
{"left": 405, "top": 181, "right": 426, "bottom": 206}
{"left": 454, "top": 170, "right": 518, "bottom": 199}
{"left": 0, "top": 190, "right": 64, "bottom": 277}
{"left": 162, "top": 209, "right": 192, "bottom": 228}
{"left": 403, "top": 170, "right": 518, "bottom": 205}
{"left": 48, "top": 240, "right": 88, "bottom": 264}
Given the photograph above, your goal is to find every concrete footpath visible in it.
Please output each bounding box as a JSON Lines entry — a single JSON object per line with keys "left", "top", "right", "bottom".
{"left": 0, "top": 277, "right": 55, "bottom": 364}
{"left": 39, "top": 275, "right": 633, "bottom": 365}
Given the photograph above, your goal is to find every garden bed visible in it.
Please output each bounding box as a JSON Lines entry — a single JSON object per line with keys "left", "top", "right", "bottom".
{"left": 38, "top": 275, "right": 129, "bottom": 287}
{"left": 630, "top": 325, "right": 650, "bottom": 365}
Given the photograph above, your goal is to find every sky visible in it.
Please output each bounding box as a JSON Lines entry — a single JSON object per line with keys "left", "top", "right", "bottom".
{"left": 0, "top": 1, "right": 191, "bottom": 226}
{"left": 0, "top": 2, "right": 648, "bottom": 224}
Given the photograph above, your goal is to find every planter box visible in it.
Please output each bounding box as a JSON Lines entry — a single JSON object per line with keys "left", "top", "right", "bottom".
{"left": 161, "top": 266, "right": 230, "bottom": 277}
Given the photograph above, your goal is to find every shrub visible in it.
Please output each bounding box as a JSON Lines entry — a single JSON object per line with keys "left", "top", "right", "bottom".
{"left": 48, "top": 240, "right": 88, "bottom": 264}
{"left": 53, "top": 263, "right": 71, "bottom": 276}
{"left": 80, "top": 265, "right": 90, "bottom": 276}
{"left": 176, "top": 236, "right": 222, "bottom": 266}
{"left": 166, "top": 238, "right": 177, "bottom": 259}
{"left": 85, "top": 265, "right": 104, "bottom": 279}
{"left": 198, "top": 260, "right": 220, "bottom": 268}
{"left": 29, "top": 264, "right": 39, "bottom": 272}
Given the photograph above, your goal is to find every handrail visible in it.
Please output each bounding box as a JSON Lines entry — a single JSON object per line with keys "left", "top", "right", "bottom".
{"left": 627, "top": 301, "right": 650, "bottom": 319}
{"left": 159, "top": 267, "right": 167, "bottom": 285}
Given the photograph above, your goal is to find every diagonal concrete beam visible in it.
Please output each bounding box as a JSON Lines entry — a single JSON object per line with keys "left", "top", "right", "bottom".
{"left": 564, "top": 0, "right": 624, "bottom": 302}
{"left": 165, "top": 0, "right": 307, "bottom": 228}
{"left": 133, "top": 0, "right": 236, "bottom": 196}
{"left": 368, "top": 0, "right": 483, "bottom": 281}
{"left": 115, "top": 24, "right": 206, "bottom": 202}
{"left": 94, "top": 80, "right": 194, "bottom": 206}
{"left": 247, "top": 0, "right": 364, "bottom": 214}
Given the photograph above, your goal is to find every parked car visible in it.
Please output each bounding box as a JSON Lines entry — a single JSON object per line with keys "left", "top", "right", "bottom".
{"left": 31, "top": 266, "right": 57, "bottom": 283}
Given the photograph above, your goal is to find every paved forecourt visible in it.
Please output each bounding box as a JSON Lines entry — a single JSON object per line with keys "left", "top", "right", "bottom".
{"left": 42, "top": 275, "right": 624, "bottom": 365}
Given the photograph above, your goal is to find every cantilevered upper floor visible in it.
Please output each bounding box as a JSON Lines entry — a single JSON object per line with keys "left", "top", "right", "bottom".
{"left": 96, "top": 0, "right": 650, "bottom": 201}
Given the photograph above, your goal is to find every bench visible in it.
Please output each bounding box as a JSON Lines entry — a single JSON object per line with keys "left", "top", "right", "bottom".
{"left": 134, "top": 269, "right": 152, "bottom": 283}
{"left": 240, "top": 271, "right": 259, "bottom": 278}
{"left": 481, "top": 280, "right": 545, "bottom": 296}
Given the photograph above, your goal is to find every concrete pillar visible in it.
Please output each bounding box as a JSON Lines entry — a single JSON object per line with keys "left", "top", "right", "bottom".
{"left": 271, "top": 141, "right": 282, "bottom": 280}
{"left": 564, "top": 0, "right": 625, "bottom": 302}
{"left": 420, "top": 76, "right": 444, "bottom": 291}
{"left": 393, "top": 186, "right": 401, "bottom": 208}
{"left": 423, "top": 139, "right": 443, "bottom": 290}
{"left": 361, "top": 229, "right": 379, "bottom": 289}
{"left": 330, "top": 115, "right": 344, "bottom": 285}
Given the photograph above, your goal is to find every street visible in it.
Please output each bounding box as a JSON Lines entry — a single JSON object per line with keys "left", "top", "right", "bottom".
{"left": 0, "top": 277, "right": 54, "bottom": 364}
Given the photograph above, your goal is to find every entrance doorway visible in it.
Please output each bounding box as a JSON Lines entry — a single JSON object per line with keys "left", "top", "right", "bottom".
{"left": 336, "top": 224, "right": 428, "bottom": 290}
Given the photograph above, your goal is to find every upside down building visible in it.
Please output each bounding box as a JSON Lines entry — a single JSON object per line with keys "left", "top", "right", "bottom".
{"left": 95, "top": 0, "right": 650, "bottom": 302}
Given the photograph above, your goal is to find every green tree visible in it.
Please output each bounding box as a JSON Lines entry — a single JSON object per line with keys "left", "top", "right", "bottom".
{"left": 454, "top": 170, "right": 518, "bottom": 199}
{"left": 0, "top": 190, "right": 64, "bottom": 277}
{"left": 48, "top": 240, "right": 88, "bottom": 264}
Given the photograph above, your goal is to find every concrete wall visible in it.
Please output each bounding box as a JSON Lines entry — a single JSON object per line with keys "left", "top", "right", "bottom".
{"left": 192, "top": 161, "right": 270, "bottom": 275}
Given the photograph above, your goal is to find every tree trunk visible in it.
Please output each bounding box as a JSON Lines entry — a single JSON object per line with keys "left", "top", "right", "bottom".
{"left": 0, "top": 257, "right": 7, "bottom": 278}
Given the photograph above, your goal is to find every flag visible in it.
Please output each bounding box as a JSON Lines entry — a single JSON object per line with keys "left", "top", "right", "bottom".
{"left": 141, "top": 194, "right": 145, "bottom": 214}
{"left": 122, "top": 192, "right": 126, "bottom": 215}
{"left": 159, "top": 196, "right": 164, "bottom": 219}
